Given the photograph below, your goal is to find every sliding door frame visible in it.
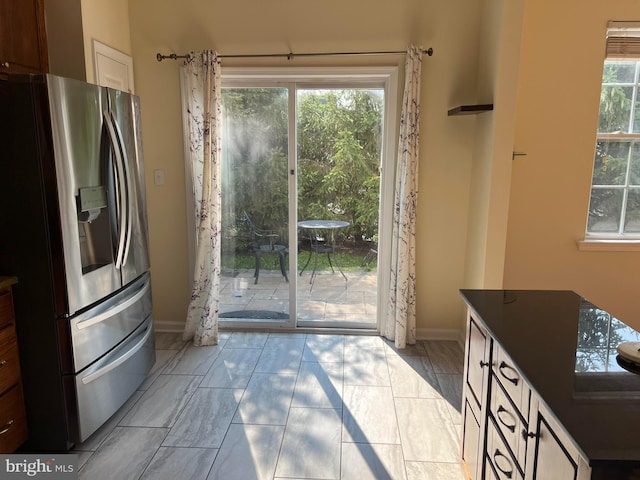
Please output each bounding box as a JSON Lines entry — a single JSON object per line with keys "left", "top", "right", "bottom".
{"left": 183, "top": 66, "right": 399, "bottom": 332}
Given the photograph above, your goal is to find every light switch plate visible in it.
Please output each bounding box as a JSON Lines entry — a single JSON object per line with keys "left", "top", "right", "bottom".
{"left": 154, "top": 169, "right": 165, "bottom": 185}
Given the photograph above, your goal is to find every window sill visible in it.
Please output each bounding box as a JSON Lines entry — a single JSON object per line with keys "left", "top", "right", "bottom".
{"left": 577, "top": 239, "right": 640, "bottom": 252}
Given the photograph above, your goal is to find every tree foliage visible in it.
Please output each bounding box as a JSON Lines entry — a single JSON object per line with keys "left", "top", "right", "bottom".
{"left": 575, "top": 306, "right": 628, "bottom": 373}
{"left": 588, "top": 61, "right": 640, "bottom": 232}
{"left": 220, "top": 87, "right": 384, "bottom": 250}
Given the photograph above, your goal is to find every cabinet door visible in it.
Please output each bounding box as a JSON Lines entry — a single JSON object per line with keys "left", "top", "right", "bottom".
{"left": 0, "top": 0, "right": 48, "bottom": 74}
{"left": 462, "top": 312, "right": 492, "bottom": 479}
{"left": 463, "top": 399, "right": 481, "bottom": 478}
{"left": 466, "top": 315, "right": 490, "bottom": 408}
{"left": 528, "top": 402, "right": 580, "bottom": 480}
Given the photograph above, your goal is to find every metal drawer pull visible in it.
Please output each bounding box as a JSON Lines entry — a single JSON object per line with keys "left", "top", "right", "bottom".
{"left": 493, "top": 448, "right": 514, "bottom": 479}
{"left": 0, "top": 360, "right": 6, "bottom": 368}
{"left": 0, "top": 420, "right": 14, "bottom": 435}
{"left": 480, "top": 360, "right": 490, "bottom": 368}
{"left": 522, "top": 428, "right": 536, "bottom": 440}
{"left": 499, "top": 361, "right": 519, "bottom": 386}
{"left": 76, "top": 279, "right": 149, "bottom": 330}
{"left": 497, "top": 405, "right": 516, "bottom": 433}
{"left": 81, "top": 323, "right": 153, "bottom": 384}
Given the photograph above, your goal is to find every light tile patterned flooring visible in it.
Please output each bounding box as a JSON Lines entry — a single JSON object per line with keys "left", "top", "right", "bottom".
{"left": 75, "top": 332, "right": 467, "bottom": 480}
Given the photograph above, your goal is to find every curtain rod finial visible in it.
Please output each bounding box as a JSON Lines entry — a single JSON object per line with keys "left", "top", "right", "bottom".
{"left": 425, "top": 47, "right": 433, "bottom": 56}
{"left": 156, "top": 53, "right": 163, "bottom": 62}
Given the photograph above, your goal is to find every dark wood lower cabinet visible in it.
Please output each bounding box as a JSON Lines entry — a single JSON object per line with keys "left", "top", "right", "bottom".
{"left": 0, "top": 282, "right": 28, "bottom": 453}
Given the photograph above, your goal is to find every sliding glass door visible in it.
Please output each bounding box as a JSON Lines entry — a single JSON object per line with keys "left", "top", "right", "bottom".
{"left": 295, "top": 88, "right": 382, "bottom": 329}
{"left": 215, "top": 68, "right": 397, "bottom": 330}
{"left": 218, "top": 88, "right": 291, "bottom": 324}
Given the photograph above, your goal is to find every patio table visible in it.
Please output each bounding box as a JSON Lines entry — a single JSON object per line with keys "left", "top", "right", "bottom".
{"left": 297, "top": 220, "right": 349, "bottom": 287}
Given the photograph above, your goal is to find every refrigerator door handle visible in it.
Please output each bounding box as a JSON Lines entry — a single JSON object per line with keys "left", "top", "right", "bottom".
{"left": 75, "top": 276, "right": 150, "bottom": 330}
{"left": 103, "top": 111, "right": 128, "bottom": 270}
{"left": 110, "top": 111, "right": 134, "bottom": 267}
{"left": 80, "top": 321, "right": 153, "bottom": 385}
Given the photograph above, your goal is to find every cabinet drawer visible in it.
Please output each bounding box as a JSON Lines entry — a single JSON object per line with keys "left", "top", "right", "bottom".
{"left": 491, "top": 373, "right": 528, "bottom": 471}
{"left": 0, "top": 339, "right": 21, "bottom": 395}
{"left": 485, "top": 456, "right": 500, "bottom": 480}
{"left": 0, "top": 384, "right": 28, "bottom": 453}
{"left": 0, "top": 321, "right": 17, "bottom": 349}
{"left": 493, "top": 344, "right": 530, "bottom": 420}
{"left": 487, "top": 417, "right": 524, "bottom": 480}
{"left": 0, "top": 291, "right": 14, "bottom": 329}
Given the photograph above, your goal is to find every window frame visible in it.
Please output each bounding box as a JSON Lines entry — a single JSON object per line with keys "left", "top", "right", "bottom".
{"left": 582, "top": 40, "right": 640, "bottom": 249}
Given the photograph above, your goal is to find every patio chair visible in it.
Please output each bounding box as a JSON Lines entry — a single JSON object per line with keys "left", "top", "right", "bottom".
{"left": 239, "top": 211, "right": 288, "bottom": 284}
{"left": 299, "top": 231, "right": 335, "bottom": 276}
{"left": 360, "top": 247, "right": 378, "bottom": 269}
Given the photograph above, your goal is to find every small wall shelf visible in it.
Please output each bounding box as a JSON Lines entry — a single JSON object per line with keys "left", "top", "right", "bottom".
{"left": 447, "top": 104, "right": 494, "bottom": 116}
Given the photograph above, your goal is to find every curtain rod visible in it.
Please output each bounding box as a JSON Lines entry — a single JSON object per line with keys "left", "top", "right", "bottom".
{"left": 156, "top": 47, "right": 433, "bottom": 62}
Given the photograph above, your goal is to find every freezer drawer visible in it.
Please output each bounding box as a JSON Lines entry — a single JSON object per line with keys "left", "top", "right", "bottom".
{"left": 69, "top": 272, "right": 152, "bottom": 372}
{"left": 69, "top": 315, "right": 155, "bottom": 443}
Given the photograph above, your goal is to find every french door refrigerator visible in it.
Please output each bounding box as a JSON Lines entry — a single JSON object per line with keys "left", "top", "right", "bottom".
{"left": 0, "top": 74, "right": 155, "bottom": 451}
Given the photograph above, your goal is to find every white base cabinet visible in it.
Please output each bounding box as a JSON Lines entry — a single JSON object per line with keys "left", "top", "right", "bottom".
{"left": 461, "top": 310, "right": 591, "bottom": 480}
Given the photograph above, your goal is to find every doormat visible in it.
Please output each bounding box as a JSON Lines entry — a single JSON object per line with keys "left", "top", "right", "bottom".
{"left": 220, "top": 310, "right": 289, "bottom": 320}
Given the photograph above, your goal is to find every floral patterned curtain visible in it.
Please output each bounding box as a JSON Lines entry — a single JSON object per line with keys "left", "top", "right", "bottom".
{"left": 182, "top": 50, "right": 222, "bottom": 346}
{"left": 383, "top": 45, "right": 423, "bottom": 348}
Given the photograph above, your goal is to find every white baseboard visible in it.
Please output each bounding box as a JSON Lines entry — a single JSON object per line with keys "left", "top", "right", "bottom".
{"left": 416, "top": 328, "right": 464, "bottom": 346}
{"left": 154, "top": 320, "right": 185, "bottom": 333}
{"left": 154, "top": 322, "right": 465, "bottom": 346}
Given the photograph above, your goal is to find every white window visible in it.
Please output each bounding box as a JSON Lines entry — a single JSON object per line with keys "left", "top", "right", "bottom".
{"left": 586, "top": 22, "right": 640, "bottom": 240}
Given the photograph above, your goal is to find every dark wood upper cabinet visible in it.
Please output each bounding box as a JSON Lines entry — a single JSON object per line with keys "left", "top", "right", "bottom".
{"left": 0, "top": 0, "right": 48, "bottom": 74}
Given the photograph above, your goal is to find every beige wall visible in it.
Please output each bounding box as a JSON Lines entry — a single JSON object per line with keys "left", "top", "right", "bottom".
{"left": 464, "top": 0, "right": 524, "bottom": 304}
{"left": 119, "top": 0, "right": 640, "bottom": 334}
{"left": 505, "top": 0, "right": 640, "bottom": 329}
{"left": 80, "top": 0, "right": 132, "bottom": 84}
{"left": 44, "top": 0, "right": 131, "bottom": 84}
{"left": 44, "top": 0, "right": 86, "bottom": 81}
{"left": 128, "top": 0, "right": 484, "bottom": 332}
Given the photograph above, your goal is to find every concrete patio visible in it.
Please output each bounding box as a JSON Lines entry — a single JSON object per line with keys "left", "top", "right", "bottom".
{"left": 219, "top": 268, "right": 378, "bottom": 327}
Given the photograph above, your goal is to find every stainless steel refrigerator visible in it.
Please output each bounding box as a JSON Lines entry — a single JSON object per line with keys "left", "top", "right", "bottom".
{"left": 0, "top": 74, "right": 155, "bottom": 451}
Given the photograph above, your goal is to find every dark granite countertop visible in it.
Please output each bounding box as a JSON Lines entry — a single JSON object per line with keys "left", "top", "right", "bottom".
{"left": 460, "top": 289, "right": 640, "bottom": 465}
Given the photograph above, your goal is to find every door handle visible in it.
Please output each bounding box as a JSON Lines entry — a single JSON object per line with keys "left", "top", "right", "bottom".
{"left": 499, "top": 361, "right": 520, "bottom": 386}
{"left": 0, "top": 420, "right": 14, "bottom": 435}
{"left": 75, "top": 276, "right": 150, "bottom": 330}
{"left": 496, "top": 405, "right": 516, "bottom": 433}
{"left": 109, "top": 111, "right": 134, "bottom": 267}
{"left": 104, "top": 111, "right": 128, "bottom": 269}
{"left": 493, "top": 449, "right": 514, "bottom": 479}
